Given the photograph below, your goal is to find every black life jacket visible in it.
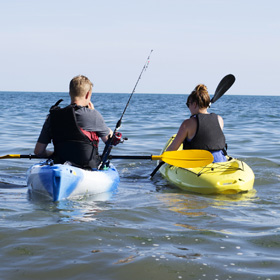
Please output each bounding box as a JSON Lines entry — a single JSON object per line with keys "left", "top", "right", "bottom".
{"left": 183, "top": 113, "right": 226, "bottom": 152}
{"left": 49, "top": 101, "right": 100, "bottom": 169}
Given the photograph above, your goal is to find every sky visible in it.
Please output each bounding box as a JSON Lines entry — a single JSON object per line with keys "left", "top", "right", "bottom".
{"left": 0, "top": 0, "right": 279, "bottom": 95}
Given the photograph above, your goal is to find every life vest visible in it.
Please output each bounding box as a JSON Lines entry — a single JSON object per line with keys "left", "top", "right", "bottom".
{"left": 49, "top": 101, "right": 100, "bottom": 169}
{"left": 183, "top": 113, "right": 226, "bottom": 152}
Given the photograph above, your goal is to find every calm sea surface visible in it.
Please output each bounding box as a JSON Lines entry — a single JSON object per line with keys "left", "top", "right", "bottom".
{"left": 0, "top": 91, "right": 279, "bottom": 280}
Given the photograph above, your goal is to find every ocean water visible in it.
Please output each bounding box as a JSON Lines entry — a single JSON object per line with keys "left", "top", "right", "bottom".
{"left": 0, "top": 91, "right": 279, "bottom": 280}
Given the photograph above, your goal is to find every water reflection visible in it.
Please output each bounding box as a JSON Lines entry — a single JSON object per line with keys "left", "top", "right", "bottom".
{"left": 27, "top": 191, "right": 114, "bottom": 223}
{"left": 158, "top": 190, "right": 258, "bottom": 230}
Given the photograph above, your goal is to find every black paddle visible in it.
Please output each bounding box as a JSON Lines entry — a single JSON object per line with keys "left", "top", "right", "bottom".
{"left": 150, "top": 74, "right": 236, "bottom": 178}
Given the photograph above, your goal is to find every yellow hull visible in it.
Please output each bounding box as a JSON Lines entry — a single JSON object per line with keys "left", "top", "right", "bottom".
{"left": 159, "top": 135, "right": 255, "bottom": 195}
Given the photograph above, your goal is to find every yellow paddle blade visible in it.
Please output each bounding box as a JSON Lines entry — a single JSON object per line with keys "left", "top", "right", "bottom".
{"left": 152, "top": 150, "right": 214, "bottom": 168}
{"left": 0, "top": 154, "right": 21, "bottom": 159}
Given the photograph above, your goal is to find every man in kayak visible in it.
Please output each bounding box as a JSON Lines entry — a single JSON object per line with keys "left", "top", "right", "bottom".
{"left": 166, "top": 84, "right": 227, "bottom": 162}
{"left": 34, "top": 75, "right": 118, "bottom": 169}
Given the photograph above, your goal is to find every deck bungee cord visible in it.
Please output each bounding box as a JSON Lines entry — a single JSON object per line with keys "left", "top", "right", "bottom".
{"left": 98, "top": 49, "right": 154, "bottom": 170}
{"left": 185, "top": 160, "right": 244, "bottom": 177}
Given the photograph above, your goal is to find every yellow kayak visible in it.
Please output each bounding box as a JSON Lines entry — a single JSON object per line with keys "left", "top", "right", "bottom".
{"left": 159, "top": 135, "right": 255, "bottom": 195}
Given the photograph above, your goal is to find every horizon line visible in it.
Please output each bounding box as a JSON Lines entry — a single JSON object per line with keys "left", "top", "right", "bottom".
{"left": 0, "top": 90, "right": 279, "bottom": 97}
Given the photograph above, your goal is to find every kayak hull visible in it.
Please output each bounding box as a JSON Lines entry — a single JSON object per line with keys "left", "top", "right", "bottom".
{"left": 159, "top": 135, "right": 255, "bottom": 195}
{"left": 27, "top": 162, "right": 120, "bottom": 201}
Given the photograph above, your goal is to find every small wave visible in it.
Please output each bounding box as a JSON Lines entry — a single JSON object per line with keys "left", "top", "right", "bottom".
{"left": 0, "top": 181, "right": 26, "bottom": 189}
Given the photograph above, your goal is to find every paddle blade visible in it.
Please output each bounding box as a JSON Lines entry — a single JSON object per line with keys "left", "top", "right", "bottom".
{"left": 152, "top": 150, "right": 214, "bottom": 168}
{"left": 0, "top": 154, "right": 21, "bottom": 159}
{"left": 211, "top": 74, "right": 235, "bottom": 104}
{"left": 0, "top": 154, "right": 40, "bottom": 159}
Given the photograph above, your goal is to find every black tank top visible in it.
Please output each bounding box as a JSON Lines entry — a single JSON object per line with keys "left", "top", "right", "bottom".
{"left": 183, "top": 113, "right": 226, "bottom": 151}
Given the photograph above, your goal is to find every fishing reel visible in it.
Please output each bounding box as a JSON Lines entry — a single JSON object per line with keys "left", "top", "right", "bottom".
{"left": 111, "top": 132, "right": 128, "bottom": 146}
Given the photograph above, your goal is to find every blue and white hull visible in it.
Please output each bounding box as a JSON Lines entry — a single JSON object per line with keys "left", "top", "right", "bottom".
{"left": 27, "top": 162, "right": 120, "bottom": 201}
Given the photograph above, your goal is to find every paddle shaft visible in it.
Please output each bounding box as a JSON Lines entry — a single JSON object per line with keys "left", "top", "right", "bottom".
{"left": 109, "top": 155, "right": 151, "bottom": 160}
{"left": 1, "top": 153, "right": 200, "bottom": 161}
{"left": 1, "top": 154, "right": 153, "bottom": 160}
{"left": 150, "top": 161, "right": 165, "bottom": 177}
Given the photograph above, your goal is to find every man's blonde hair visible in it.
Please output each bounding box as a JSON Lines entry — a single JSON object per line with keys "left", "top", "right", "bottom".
{"left": 69, "top": 75, "right": 93, "bottom": 98}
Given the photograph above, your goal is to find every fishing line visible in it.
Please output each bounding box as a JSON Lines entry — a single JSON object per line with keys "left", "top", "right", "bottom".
{"left": 99, "top": 49, "right": 153, "bottom": 169}
{"left": 116, "top": 49, "right": 153, "bottom": 129}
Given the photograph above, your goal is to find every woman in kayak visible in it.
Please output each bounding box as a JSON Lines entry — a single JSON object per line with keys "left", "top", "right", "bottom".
{"left": 166, "top": 84, "right": 227, "bottom": 162}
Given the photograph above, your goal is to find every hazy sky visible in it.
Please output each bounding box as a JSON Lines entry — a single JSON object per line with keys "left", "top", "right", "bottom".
{"left": 0, "top": 0, "right": 279, "bottom": 95}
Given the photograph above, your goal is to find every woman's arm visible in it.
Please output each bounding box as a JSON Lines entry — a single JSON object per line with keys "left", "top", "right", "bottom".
{"left": 166, "top": 120, "right": 188, "bottom": 151}
{"left": 217, "top": 115, "right": 224, "bottom": 130}
{"left": 166, "top": 118, "right": 197, "bottom": 151}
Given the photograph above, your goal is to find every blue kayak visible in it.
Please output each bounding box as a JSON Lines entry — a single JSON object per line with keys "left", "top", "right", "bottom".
{"left": 27, "top": 161, "right": 120, "bottom": 201}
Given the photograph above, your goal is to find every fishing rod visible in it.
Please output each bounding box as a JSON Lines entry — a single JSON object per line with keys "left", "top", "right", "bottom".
{"left": 98, "top": 49, "right": 153, "bottom": 170}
